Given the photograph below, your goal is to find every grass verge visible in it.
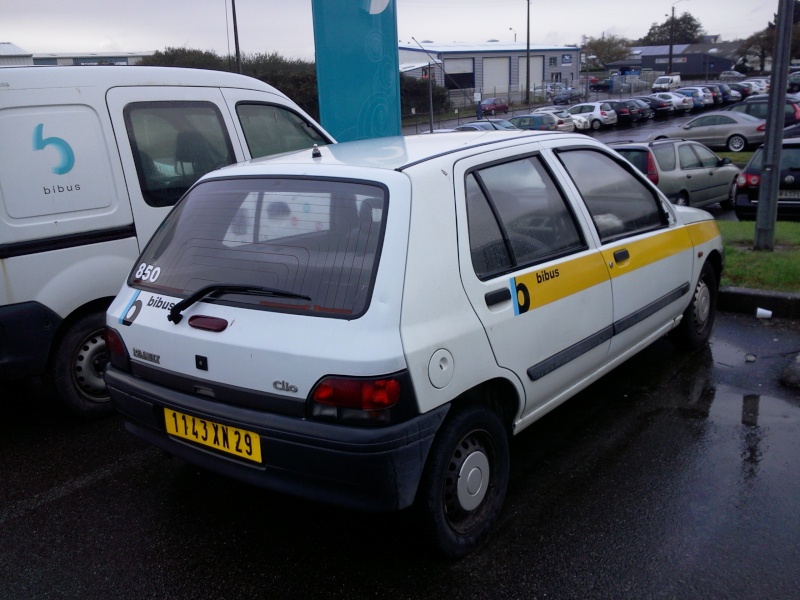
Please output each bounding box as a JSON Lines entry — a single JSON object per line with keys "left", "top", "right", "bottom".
{"left": 717, "top": 220, "right": 800, "bottom": 293}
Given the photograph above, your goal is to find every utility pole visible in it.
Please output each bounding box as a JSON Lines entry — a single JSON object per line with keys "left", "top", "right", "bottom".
{"left": 525, "top": 0, "right": 530, "bottom": 105}
{"left": 754, "top": 0, "right": 793, "bottom": 250}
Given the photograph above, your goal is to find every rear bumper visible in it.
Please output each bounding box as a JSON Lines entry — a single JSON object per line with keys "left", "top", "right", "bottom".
{"left": 105, "top": 367, "right": 448, "bottom": 512}
{"left": 735, "top": 193, "right": 800, "bottom": 221}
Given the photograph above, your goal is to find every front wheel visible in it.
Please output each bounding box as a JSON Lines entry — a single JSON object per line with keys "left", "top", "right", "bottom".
{"left": 670, "top": 261, "right": 718, "bottom": 350}
{"left": 591, "top": 119, "right": 602, "bottom": 130}
{"left": 726, "top": 134, "right": 746, "bottom": 152}
{"left": 51, "top": 311, "right": 114, "bottom": 418}
{"left": 417, "top": 404, "right": 510, "bottom": 559}
{"left": 720, "top": 179, "right": 736, "bottom": 210}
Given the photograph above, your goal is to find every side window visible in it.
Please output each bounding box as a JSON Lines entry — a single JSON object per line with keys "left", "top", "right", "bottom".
{"left": 124, "top": 101, "right": 236, "bottom": 207}
{"left": 466, "top": 155, "right": 585, "bottom": 280}
{"left": 557, "top": 149, "right": 666, "bottom": 243}
{"left": 652, "top": 144, "right": 677, "bottom": 171}
{"left": 693, "top": 144, "right": 721, "bottom": 168}
{"left": 678, "top": 144, "right": 702, "bottom": 169}
{"left": 236, "top": 103, "right": 327, "bottom": 158}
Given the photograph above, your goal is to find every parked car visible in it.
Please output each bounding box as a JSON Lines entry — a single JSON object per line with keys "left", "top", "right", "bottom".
{"left": 720, "top": 70, "right": 745, "bottom": 81}
{"left": 609, "top": 138, "right": 739, "bottom": 209}
{"left": 724, "top": 97, "right": 800, "bottom": 127}
{"left": 629, "top": 98, "right": 655, "bottom": 119}
{"left": 456, "top": 119, "right": 517, "bottom": 131}
{"left": 552, "top": 87, "right": 583, "bottom": 105}
{"left": 677, "top": 86, "right": 714, "bottom": 106}
{"left": 568, "top": 101, "right": 618, "bottom": 129}
{"left": 704, "top": 84, "right": 725, "bottom": 105}
{"left": 673, "top": 88, "right": 706, "bottom": 111}
{"left": 480, "top": 97, "right": 509, "bottom": 115}
{"left": 508, "top": 113, "right": 558, "bottom": 131}
{"left": 743, "top": 78, "right": 770, "bottom": 94}
{"left": 714, "top": 83, "right": 737, "bottom": 103}
{"left": 532, "top": 106, "right": 577, "bottom": 131}
{"left": 104, "top": 130, "right": 724, "bottom": 559}
{"left": 634, "top": 96, "right": 675, "bottom": 117}
{"left": 589, "top": 79, "right": 612, "bottom": 92}
{"left": 652, "top": 75, "right": 681, "bottom": 92}
{"left": 728, "top": 81, "right": 758, "bottom": 100}
{"left": 648, "top": 111, "right": 766, "bottom": 152}
{"left": 735, "top": 138, "right": 800, "bottom": 221}
{"left": 571, "top": 113, "right": 592, "bottom": 131}
{"left": 607, "top": 100, "right": 642, "bottom": 125}
{"left": 650, "top": 91, "right": 694, "bottom": 113}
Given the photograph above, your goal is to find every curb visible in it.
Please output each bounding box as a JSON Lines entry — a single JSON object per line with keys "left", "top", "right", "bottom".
{"left": 718, "top": 286, "right": 800, "bottom": 320}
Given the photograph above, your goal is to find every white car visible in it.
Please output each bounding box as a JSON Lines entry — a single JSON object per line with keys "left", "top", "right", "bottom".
{"left": 532, "top": 106, "right": 577, "bottom": 131}
{"left": 650, "top": 91, "right": 694, "bottom": 114}
{"left": 571, "top": 113, "right": 591, "bottom": 130}
{"left": 567, "top": 101, "right": 618, "bottom": 129}
{"left": 105, "top": 131, "right": 724, "bottom": 559}
{"left": 743, "top": 78, "right": 770, "bottom": 93}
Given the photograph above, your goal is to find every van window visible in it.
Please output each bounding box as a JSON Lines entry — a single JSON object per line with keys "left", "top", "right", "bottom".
{"left": 124, "top": 102, "right": 236, "bottom": 208}
{"left": 236, "top": 103, "right": 328, "bottom": 158}
{"left": 131, "top": 178, "right": 386, "bottom": 319}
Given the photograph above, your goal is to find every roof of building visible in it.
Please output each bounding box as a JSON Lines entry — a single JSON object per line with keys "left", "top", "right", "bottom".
{"left": 399, "top": 41, "right": 579, "bottom": 54}
{"left": 0, "top": 42, "right": 32, "bottom": 57}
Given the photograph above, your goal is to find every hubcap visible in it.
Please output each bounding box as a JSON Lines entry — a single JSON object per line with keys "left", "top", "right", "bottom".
{"left": 693, "top": 279, "right": 711, "bottom": 330}
{"left": 73, "top": 329, "right": 109, "bottom": 400}
{"left": 443, "top": 432, "right": 493, "bottom": 531}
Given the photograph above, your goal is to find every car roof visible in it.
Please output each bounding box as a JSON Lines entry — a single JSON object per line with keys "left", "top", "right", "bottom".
{"left": 208, "top": 131, "right": 583, "bottom": 176}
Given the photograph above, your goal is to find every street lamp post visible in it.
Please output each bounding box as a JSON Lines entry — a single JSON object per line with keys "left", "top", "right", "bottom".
{"left": 667, "top": 0, "right": 689, "bottom": 75}
{"left": 509, "top": 27, "right": 516, "bottom": 42}
{"left": 525, "top": 0, "right": 530, "bottom": 105}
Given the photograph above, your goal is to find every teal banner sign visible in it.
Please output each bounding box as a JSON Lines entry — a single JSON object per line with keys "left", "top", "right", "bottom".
{"left": 311, "top": 0, "right": 401, "bottom": 141}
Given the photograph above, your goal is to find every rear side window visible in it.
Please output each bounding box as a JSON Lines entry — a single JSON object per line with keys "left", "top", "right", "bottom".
{"left": 557, "top": 149, "right": 666, "bottom": 243}
{"left": 465, "top": 155, "right": 585, "bottom": 279}
{"left": 125, "top": 102, "right": 236, "bottom": 208}
{"left": 614, "top": 149, "right": 649, "bottom": 173}
{"left": 236, "top": 103, "right": 328, "bottom": 158}
{"left": 651, "top": 144, "right": 677, "bottom": 171}
{"left": 131, "top": 178, "right": 386, "bottom": 318}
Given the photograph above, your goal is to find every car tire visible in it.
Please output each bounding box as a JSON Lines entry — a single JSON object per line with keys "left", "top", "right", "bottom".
{"left": 591, "top": 119, "right": 602, "bottom": 130}
{"left": 51, "top": 311, "right": 115, "bottom": 418}
{"left": 726, "top": 134, "right": 746, "bottom": 152}
{"left": 669, "top": 261, "right": 718, "bottom": 350}
{"left": 720, "top": 179, "right": 736, "bottom": 210}
{"left": 676, "top": 191, "right": 690, "bottom": 206}
{"left": 417, "top": 404, "right": 510, "bottom": 559}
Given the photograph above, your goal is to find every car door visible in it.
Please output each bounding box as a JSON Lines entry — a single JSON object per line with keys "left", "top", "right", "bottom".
{"left": 454, "top": 147, "right": 614, "bottom": 423}
{"left": 677, "top": 142, "right": 715, "bottom": 204}
{"left": 689, "top": 143, "right": 732, "bottom": 203}
{"left": 683, "top": 115, "right": 724, "bottom": 147}
{"left": 554, "top": 148, "right": 694, "bottom": 358}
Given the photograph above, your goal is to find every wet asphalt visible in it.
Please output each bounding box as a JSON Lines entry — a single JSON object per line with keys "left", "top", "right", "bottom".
{"left": 2, "top": 311, "right": 799, "bottom": 599}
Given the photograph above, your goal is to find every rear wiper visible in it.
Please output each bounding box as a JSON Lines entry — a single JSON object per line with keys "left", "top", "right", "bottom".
{"left": 167, "top": 284, "right": 311, "bottom": 324}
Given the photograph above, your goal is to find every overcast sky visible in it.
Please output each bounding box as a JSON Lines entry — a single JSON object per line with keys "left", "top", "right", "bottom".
{"left": 3, "top": 0, "right": 779, "bottom": 60}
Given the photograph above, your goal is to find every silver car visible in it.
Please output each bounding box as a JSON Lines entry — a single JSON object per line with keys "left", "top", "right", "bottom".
{"left": 677, "top": 86, "right": 714, "bottom": 106}
{"left": 610, "top": 138, "right": 740, "bottom": 209}
{"left": 648, "top": 111, "right": 766, "bottom": 152}
{"left": 532, "top": 106, "right": 577, "bottom": 131}
{"left": 567, "top": 102, "right": 618, "bottom": 130}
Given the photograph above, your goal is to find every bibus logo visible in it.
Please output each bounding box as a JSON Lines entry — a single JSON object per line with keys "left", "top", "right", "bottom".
{"left": 33, "top": 123, "right": 75, "bottom": 175}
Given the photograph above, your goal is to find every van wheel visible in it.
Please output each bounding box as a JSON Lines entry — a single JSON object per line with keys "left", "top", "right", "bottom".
{"left": 670, "top": 262, "right": 718, "bottom": 350}
{"left": 726, "top": 134, "right": 746, "bottom": 152}
{"left": 417, "top": 405, "right": 509, "bottom": 559}
{"left": 52, "top": 311, "right": 114, "bottom": 418}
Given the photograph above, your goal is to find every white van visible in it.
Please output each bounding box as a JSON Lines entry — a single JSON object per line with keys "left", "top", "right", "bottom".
{"left": 652, "top": 75, "right": 681, "bottom": 92}
{"left": 0, "top": 66, "right": 333, "bottom": 416}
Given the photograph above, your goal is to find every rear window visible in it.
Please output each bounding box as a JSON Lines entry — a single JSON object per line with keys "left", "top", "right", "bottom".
{"left": 130, "top": 178, "right": 386, "bottom": 319}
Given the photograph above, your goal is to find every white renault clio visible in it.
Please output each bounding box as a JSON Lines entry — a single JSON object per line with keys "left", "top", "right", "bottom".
{"left": 105, "top": 131, "right": 724, "bottom": 558}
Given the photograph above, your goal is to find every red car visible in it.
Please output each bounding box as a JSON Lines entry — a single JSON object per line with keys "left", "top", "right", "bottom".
{"left": 480, "top": 97, "right": 509, "bottom": 115}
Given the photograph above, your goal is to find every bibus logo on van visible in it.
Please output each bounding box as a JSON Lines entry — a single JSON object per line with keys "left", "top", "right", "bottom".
{"left": 33, "top": 123, "right": 82, "bottom": 197}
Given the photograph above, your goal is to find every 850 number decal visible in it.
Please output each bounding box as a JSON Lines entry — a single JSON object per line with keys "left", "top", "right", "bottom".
{"left": 135, "top": 262, "right": 161, "bottom": 282}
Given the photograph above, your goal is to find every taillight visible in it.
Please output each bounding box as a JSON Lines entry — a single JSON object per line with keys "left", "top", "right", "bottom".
{"left": 737, "top": 173, "right": 760, "bottom": 188}
{"left": 310, "top": 375, "right": 402, "bottom": 424}
{"left": 105, "top": 327, "right": 131, "bottom": 373}
{"left": 646, "top": 152, "right": 659, "bottom": 185}
{"left": 757, "top": 123, "right": 766, "bottom": 131}
{"left": 793, "top": 104, "right": 800, "bottom": 121}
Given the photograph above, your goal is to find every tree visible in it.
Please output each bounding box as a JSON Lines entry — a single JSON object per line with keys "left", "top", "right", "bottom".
{"left": 139, "top": 47, "right": 227, "bottom": 71}
{"left": 736, "top": 1, "right": 800, "bottom": 73}
{"left": 583, "top": 34, "right": 630, "bottom": 66}
{"left": 640, "top": 12, "right": 705, "bottom": 45}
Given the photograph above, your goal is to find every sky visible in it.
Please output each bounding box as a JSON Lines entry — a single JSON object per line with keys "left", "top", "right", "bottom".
{"left": 2, "top": 0, "right": 780, "bottom": 61}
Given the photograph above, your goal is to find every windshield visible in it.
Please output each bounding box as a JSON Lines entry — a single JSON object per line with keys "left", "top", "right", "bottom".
{"left": 130, "top": 178, "right": 387, "bottom": 319}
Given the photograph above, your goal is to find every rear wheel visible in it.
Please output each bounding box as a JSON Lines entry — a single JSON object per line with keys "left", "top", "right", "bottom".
{"left": 726, "top": 134, "right": 746, "bottom": 152}
{"left": 676, "top": 191, "right": 690, "bottom": 206}
{"left": 417, "top": 404, "right": 510, "bottom": 559}
{"left": 670, "top": 261, "right": 718, "bottom": 350}
{"left": 51, "top": 311, "right": 114, "bottom": 418}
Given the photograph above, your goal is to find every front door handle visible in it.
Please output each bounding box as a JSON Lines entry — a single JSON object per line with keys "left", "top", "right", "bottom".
{"left": 485, "top": 288, "right": 511, "bottom": 307}
{"left": 613, "top": 248, "right": 630, "bottom": 262}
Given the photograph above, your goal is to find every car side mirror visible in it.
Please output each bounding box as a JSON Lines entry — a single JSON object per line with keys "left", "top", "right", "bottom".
{"left": 720, "top": 157, "right": 732, "bottom": 165}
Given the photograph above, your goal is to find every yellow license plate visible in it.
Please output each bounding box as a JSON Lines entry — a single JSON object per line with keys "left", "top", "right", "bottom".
{"left": 164, "top": 408, "right": 262, "bottom": 463}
